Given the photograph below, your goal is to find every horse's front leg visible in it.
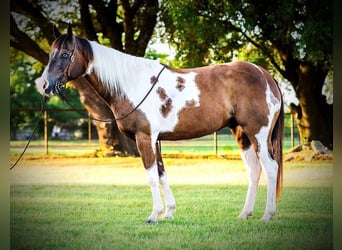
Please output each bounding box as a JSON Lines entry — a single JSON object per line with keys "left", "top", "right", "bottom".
{"left": 156, "top": 141, "right": 176, "bottom": 219}
{"left": 136, "top": 132, "right": 163, "bottom": 223}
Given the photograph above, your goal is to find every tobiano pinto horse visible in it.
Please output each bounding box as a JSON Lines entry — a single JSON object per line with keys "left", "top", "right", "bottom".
{"left": 36, "top": 25, "right": 284, "bottom": 222}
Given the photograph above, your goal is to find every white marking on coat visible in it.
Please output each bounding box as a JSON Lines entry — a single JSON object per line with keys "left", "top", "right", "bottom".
{"left": 146, "top": 163, "right": 163, "bottom": 222}
{"left": 90, "top": 40, "right": 201, "bottom": 135}
{"left": 148, "top": 71, "right": 200, "bottom": 133}
{"left": 237, "top": 146, "right": 262, "bottom": 219}
{"left": 254, "top": 81, "right": 281, "bottom": 220}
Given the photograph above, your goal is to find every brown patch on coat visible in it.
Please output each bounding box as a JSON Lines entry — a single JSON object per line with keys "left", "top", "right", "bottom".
{"left": 230, "top": 125, "right": 252, "bottom": 151}
{"left": 156, "top": 87, "right": 173, "bottom": 117}
{"left": 176, "top": 76, "right": 186, "bottom": 91}
{"left": 185, "top": 99, "right": 197, "bottom": 107}
{"left": 156, "top": 87, "right": 167, "bottom": 101}
{"left": 150, "top": 75, "right": 157, "bottom": 84}
{"left": 161, "top": 98, "right": 173, "bottom": 118}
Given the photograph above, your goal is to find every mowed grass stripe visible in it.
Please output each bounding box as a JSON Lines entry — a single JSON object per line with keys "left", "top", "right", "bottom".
{"left": 10, "top": 157, "right": 332, "bottom": 187}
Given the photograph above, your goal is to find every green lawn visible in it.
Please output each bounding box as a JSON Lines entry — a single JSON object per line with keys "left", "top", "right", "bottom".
{"left": 10, "top": 158, "right": 332, "bottom": 249}
{"left": 10, "top": 184, "right": 332, "bottom": 249}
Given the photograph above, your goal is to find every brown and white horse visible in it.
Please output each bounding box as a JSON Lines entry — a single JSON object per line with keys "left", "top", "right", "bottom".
{"left": 36, "top": 26, "right": 284, "bottom": 222}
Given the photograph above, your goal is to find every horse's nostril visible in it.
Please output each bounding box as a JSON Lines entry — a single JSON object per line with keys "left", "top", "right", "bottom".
{"left": 43, "top": 81, "right": 47, "bottom": 89}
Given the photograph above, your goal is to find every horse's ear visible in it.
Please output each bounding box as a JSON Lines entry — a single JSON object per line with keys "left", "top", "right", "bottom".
{"left": 53, "top": 25, "right": 61, "bottom": 39}
{"left": 67, "top": 23, "right": 73, "bottom": 38}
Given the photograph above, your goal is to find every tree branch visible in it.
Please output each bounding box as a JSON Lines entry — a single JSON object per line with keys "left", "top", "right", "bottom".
{"left": 10, "top": 0, "right": 56, "bottom": 44}
{"left": 10, "top": 14, "right": 48, "bottom": 64}
{"left": 240, "top": 31, "right": 287, "bottom": 77}
{"left": 121, "top": 0, "right": 135, "bottom": 53}
{"left": 78, "top": 0, "right": 98, "bottom": 41}
{"left": 89, "top": 0, "right": 124, "bottom": 51}
{"left": 121, "top": 0, "right": 158, "bottom": 56}
{"left": 135, "top": 1, "right": 158, "bottom": 56}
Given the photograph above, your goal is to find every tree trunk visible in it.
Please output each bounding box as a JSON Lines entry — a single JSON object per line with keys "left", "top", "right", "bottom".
{"left": 71, "top": 78, "right": 139, "bottom": 156}
{"left": 292, "top": 63, "right": 333, "bottom": 149}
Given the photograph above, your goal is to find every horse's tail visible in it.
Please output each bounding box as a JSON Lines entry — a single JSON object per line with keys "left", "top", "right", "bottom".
{"left": 272, "top": 88, "right": 284, "bottom": 200}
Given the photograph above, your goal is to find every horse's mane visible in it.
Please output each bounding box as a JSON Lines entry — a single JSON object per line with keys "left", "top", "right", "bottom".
{"left": 88, "top": 40, "right": 159, "bottom": 96}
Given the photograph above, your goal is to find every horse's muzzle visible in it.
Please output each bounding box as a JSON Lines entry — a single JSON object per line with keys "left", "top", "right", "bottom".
{"left": 35, "top": 77, "right": 52, "bottom": 96}
{"left": 42, "top": 79, "right": 64, "bottom": 96}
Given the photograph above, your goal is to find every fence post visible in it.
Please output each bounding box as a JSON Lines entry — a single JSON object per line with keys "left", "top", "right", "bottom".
{"left": 214, "top": 131, "right": 218, "bottom": 155}
{"left": 44, "top": 110, "right": 48, "bottom": 155}
{"left": 88, "top": 113, "right": 91, "bottom": 145}
{"left": 290, "top": 113, "right": 294, "bottom": 148}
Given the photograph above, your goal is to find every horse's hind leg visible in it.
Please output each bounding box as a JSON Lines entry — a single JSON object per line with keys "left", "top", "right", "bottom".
{"left": 238, "top": 146, "right": 262, "bottom": 219}
{"left": 156, "top": 141, "right": 176, "bottom": 219}
{"left": 231, "top": 126, "right": 261, "bottom": 219}
{"left": 256, "top": 129, "right": 279, "bottom": 221}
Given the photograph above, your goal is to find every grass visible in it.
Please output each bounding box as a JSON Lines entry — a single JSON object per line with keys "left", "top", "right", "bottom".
{"left": 11, "top": 185, "right": 332, "bottom": 249}
{"left": 10, "top": 140, "right": 99, "bottom": 155}
{"left": 10, "top": 157, "right": 333, "bottom": 249}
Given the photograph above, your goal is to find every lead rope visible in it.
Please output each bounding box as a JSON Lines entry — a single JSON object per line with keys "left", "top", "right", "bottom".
{"left": 10, "top": 96, "right": 48, "bottom": 171}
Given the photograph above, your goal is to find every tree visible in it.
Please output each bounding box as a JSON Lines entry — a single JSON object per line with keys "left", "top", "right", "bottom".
{"left": 10, "top": 48, "right": 43, "bottom": 139}
{"left": 10, "top": 0, "right": 159, "bottom": 156}
{"left": 161, "top": 0, "right": 333, "bottom": 148}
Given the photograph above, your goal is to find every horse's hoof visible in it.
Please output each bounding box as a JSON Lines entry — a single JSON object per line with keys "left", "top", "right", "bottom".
{"left": 261, "top": 212, "right": 275, "bottom": 221}
{"left": 162, "top": 215, "right": 174, "bottom": 220}
{"left": 162, "top": 207, "right": 175, "bottom": 219}
{"left": 145, "top": 218, "right": 158, "bottom": 224}
{"left": 237, "top": 211, "right": 253, "bottom": 219}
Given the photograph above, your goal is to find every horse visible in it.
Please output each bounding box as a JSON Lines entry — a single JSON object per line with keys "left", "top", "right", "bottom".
{"left": 36, "top": 25, "right": 284, "bottom": 222}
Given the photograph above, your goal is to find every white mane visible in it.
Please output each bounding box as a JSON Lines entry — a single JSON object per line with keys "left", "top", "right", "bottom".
{"left": 89, "top": 41, "right": 160, "bottom": 96}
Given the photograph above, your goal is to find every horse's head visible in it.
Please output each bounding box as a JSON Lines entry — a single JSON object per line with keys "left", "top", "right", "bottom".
{"left": 37, "top": 25, "right": 93, "bottom": 96}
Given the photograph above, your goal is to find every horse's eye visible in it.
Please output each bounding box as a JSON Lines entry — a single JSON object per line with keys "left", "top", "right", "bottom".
{"left": 61, "top": 53, "right": 69, "bottom": 58}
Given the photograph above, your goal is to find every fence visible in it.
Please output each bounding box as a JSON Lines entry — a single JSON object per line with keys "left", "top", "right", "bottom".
{"left": 10, "top": 109, "right": 300, "bottom": 155}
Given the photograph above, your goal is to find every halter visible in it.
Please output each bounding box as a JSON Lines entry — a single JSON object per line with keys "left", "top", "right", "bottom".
{"left": 65, "top": 41, "right": 77, "bottom": 78}
{"left": 54, "top": 41, "right": 77, "bottom": 94}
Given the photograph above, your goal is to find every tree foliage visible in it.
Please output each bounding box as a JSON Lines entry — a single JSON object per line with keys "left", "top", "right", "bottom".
{"left": 161, "top": 0, "right": 332, "bottom": 72}
{"left": 160, "top": 1, "right": 241, "bottom": 67}
{"left": 161, "top": 0, "right": 333, "bottom": 148}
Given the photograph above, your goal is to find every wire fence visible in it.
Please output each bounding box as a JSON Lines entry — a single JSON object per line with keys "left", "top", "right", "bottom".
{"left": 10, "top": 109, "right": 300, "bottom": 156}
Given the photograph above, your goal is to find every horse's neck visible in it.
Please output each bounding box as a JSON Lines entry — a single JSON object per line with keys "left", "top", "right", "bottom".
{"left": 83, "top": 71, "right": 143, "bottom": 122}
{"left": 84, "top": 72, "right": 111, "bottom": 99}
{"left": 89, "top": 41, "right": 161, "bottom": 101}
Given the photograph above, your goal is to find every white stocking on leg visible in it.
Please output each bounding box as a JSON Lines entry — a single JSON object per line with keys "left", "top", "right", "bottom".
{"left": 160, "top": 172, "right": 176, "bottom": 219}
{"left": 238, "top": 146, "right": 262, "bottom": 219}
{"left": 145, "top": 163, "right": 164, "bottom": 223}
